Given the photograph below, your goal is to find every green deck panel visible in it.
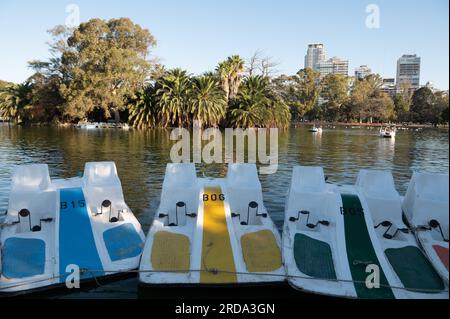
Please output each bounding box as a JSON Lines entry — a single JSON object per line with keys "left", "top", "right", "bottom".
{"left": 293, "top": 233, "right": 337, "bottom": 280}
{"left": 341, "top": 193, "right": 395, "bottom": 299}
{"left": 385, "top": 246, "right": 445, "bottom": 293}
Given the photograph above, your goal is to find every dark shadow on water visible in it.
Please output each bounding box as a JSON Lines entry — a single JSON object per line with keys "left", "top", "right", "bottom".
{"left": 137, "top": 282, "right": 334, "bottom": 300}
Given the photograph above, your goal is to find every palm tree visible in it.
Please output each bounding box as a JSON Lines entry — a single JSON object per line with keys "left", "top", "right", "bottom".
{"left": 216, "top": 55, "right": 245, "bottom": 101}
{"left": 0, "top": 82, "right": 32, "bottom": 123}
{"left": 268, "top": 98, "right": 291, "bottom": 128}
{"left": 128, "top": 85, "right": 158, "bottom": 128}
{"left": 228, "top": 76, "right": 270, "bottom": 127}
{"left": 228, "top": 75, "right": 290, "bottom": 128}
{"left": 190, "top": 76, "right": 226, "bottom": 128}
{"left": 156, "top": 68, "right": 192, "bottom": 127}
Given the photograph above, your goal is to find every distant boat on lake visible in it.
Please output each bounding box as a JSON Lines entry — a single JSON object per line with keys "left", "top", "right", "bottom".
{"left": 379, "top": 126, "right": 396, "bottom": 138}
{"left": 76, "top": 121, "right": 130, "bottom": 130}
{"left": 309, "top": 125, "right": 322, "bottom": 133}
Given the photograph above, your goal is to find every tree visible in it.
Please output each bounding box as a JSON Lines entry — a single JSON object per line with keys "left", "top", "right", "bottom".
{"left": 441, "top": 105, "right": 449, "bottom": 123}
{"left": 34, "top": 18, "right": 156, "bottom": 121}
{"left": 362, "top": 91, "right": 394, "bottom": 123}
{"left": 228, "top": 75, "right": 290, "bottom": 128}
{"left": 156, "top": 68, "right": 192, "bottom": 127}
{"left": 345, "top": 74, "right": 393, "bottom": 123}
{"left": 189, "top": 75, "right": 226, "bottom": 128}
{"left": 320, "top": 74, "right": 348, "bottom": 121}
{"left": 216, "top": 55, "right": 245, "bottom": 101}
{"left": 410, "top": 87, "right": 439, "bottom": 124}
{"left": 273, "top": 68, "right": 321, "bottom": 120}
{"left": 27, "top": 73, "right": 65, "bottom": 122}
{"left": 0, "top": 82, "right": 32, "bottom": 123}
{"left": 246, "top": 50, "right": 262, "bottom": 77}
{"left": 435, "top": 91, "right": 449, "bottom": 124}
{"left": 128, "top": 85, "right": 158, "bottom": 128}
{"left": 394, "top": 81, "right": 413, "bottom": 122}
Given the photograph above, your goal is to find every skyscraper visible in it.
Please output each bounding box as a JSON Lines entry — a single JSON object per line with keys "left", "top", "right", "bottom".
{"left": 396, "top": 54, "right": 421, "bottom": 89}
{"left": 304, "top": 44, "right": 325, "bottom": 71}
{"left": 355, "top": 65, "right": 372, "bottom": 80}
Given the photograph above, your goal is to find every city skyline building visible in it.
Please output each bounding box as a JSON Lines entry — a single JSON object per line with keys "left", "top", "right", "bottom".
{"left": 355, "top": 65, "right": 372, "bottom": 80}
{"left": 304, "top": 43, "right": 325, "bottom": 71}
{"left": 317, "top": 57, "right": 349, "bottom": 78}
{"left": 396, "top": 54, "right": 421, "bottom": 89}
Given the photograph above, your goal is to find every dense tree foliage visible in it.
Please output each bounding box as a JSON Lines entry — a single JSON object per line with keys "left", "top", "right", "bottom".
{"left": 228, "top": 75, "right": 290, "bottom": 128}
{"left": 0, "top": 81, "right": 32, "bottom": 123}
{"left": 344, "top": 75, "right": 394, "bottom": 123}
{"left": 410, "top": 87, "right": 448, "bottom": 125}
{"left": 272, "top": 68, "right": 321, "bottom": 121}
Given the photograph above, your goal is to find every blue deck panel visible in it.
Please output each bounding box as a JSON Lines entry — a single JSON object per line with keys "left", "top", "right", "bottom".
{"left": 59, "top": 188, "right": 104, "bottom": 282}
{"left": 103, "top": 223, "right": 143, "bottom": 262}
{"left": 1, "top": 238, "right": 45, "bottom": 278}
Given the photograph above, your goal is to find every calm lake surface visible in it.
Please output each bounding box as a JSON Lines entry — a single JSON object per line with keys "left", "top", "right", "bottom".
{"left": 0, "top": 124, "right": 448, "bottom": 298}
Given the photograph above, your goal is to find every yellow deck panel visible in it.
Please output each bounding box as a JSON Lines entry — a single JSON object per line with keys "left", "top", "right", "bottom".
{"left": 200, "top": 186, "right": 237, "bottom": 283}
{"left": 151, "top": 231, "right": 190, "bottom": 273}
{"left": 241, "top": 230, "right": 282, "bottom": 272}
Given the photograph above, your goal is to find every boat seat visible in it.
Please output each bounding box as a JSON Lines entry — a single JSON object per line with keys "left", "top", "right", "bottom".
{"left": 160, "top": 163, "right": 198, "bottom": 226}
{"left": 226, "top": 163, "right": 261, "bottom": 190}
{"left": 7, "top": 164, "right": 56, "bottom": 225}
{"left": 83, "top": 162, "right": 128, "bottom": 218}
{"left": 151, "top": 231, "right": 190, "bottom": 273}
{"left": 163, "top": 163, "right": 197, "bottom": 189}
{"left": 103, "top": 223, "right": 143, "bottom": 262}
{"left": 83, "top": 162, "right": 121, "bottom": 187}
{"left": 11, "top": 164, "right": 51, "bottom": 191}
{"left": 402, "top": 172, "right": 449, "bottom": 228}
{"left": 293, "top": 233, "right": 336, "bottom": 280}
{"left": 356, "top": 169, "right": 398, "bottom": 200}
{"left": 290, "top": 166, "right": 326, "bottom": 194}
{"left": 226, "top": 164, "right": 265, "bottom": 225}
{"left": 385, "top": 246, "right": 444, "bottom": 292}
{"left": 1, "top": 237, "right": 46, "bottom": 278}
{"left": 241, "top": 230, "right": 282, "bottom": 272}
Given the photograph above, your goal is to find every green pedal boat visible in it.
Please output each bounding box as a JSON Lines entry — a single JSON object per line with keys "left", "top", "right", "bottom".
{"left": 283, "top": 166, "right": 448, "bottom": 299}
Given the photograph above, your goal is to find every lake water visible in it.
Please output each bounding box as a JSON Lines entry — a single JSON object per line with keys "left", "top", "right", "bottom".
{"left": 0, "top": 124, "right": 448, "bottom": 298}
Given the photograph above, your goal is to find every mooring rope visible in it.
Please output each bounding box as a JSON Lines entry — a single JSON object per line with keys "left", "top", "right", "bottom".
{"left": 0, "top": 267, "right": 448, "bottom": 294}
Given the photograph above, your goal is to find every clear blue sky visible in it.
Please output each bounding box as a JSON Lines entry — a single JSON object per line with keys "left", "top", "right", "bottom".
{"left": 0, "top": 0, "right": 448, "bottom": 89}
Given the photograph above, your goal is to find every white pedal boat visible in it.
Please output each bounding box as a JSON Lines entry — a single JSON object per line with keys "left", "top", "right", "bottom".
{"left": 283, "top": 166, "right": 447, "bottom": 299}
{"left": 309, "top": 126, "right": 322, "bottom": 133}
{"left": 139, "top": 163, "right": 285, "bottom": 286}
{"left": 402, "top": 172, "right": 449, "bottom": 284}
{"left": 379, "top": 126, "right": 396, "bottom": 138}
{"left": 0, "top": 162, "right": 145, "bottom": 294}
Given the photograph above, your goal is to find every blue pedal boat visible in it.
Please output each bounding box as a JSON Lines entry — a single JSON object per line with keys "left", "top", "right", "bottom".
{"left": 0, "top": 162, "right": 145, "bottom": 294}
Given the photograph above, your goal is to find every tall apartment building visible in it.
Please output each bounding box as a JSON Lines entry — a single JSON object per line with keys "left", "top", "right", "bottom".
{"left": 396, "top": 54, "right": 421, "bottom": 89}
{"left": 317, "top": 57, "right": 349, "bottom": 78}
{"left": 304, "top": 43, "right": 325, "bottom": 71}
{"left": 355, "top": 65, "right": 372, "bottom": 80}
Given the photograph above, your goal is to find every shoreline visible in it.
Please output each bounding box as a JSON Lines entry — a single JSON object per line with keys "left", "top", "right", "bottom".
{"left": 1, "top": 121, "right": 448, "bottom": 130}
{"left": 293, "top": 121, "right": 449, "bottom": 129}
